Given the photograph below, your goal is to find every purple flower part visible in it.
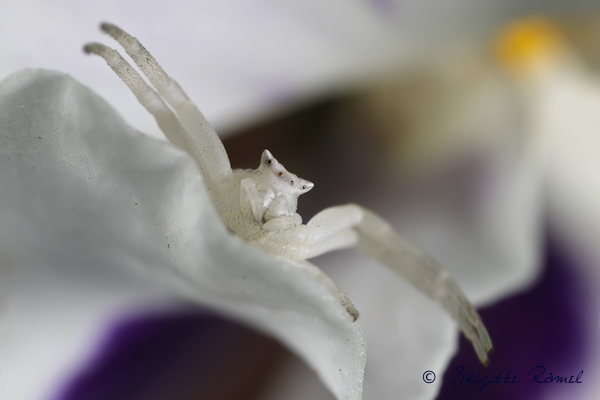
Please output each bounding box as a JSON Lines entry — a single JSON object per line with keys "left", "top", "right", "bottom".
{"left": 56, "top": 309, "right": 282, "bottom": 400}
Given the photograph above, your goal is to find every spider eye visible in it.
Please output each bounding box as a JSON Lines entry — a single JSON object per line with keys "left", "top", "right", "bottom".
{"left": 267, "top": 159, "right": 272, "bottom": 165}
{"left": 291, "top": 180, "right": 294, "bottom": 185}
{"left": 302, "top": 185, "right": 306, "bottom": 189}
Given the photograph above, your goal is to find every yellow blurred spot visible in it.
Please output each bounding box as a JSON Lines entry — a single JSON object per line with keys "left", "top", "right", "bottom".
{"left": 495, "top": 17, "right": 565, "bottom": 76}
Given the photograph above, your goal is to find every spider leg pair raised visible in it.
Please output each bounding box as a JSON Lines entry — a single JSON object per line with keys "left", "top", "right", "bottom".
{"left": 84, "top": 23, "right": 493, "bottom": 365}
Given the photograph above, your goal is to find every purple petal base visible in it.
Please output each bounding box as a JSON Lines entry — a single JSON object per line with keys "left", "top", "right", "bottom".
{"left": 55, "top": 309, "right": 282, "bottom": 400}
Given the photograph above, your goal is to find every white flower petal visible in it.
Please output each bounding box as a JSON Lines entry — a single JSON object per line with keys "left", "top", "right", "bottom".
{"left": 323, "top": 251, "right": 457, "bottom": 400}
{"left": 0, "top": 69, "right": 366, "bottom": 400}
{"left": 250, "top": 253, "right": 458, "bottom": 400}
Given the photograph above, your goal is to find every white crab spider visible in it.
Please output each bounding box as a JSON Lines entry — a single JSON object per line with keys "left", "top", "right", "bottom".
{"left": 84, "top": 23, "right": 493, "bottom": 364}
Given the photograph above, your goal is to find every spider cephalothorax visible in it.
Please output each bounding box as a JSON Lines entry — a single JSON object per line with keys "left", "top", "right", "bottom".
{"left": 259, "top": 149, "right": 314, "bottom": 198}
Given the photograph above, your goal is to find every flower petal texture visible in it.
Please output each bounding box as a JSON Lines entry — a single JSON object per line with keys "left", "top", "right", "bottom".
{"left": 0, "top": 69, "right": 365, "bottom": 400}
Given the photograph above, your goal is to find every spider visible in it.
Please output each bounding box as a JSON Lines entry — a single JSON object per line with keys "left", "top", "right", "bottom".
{"left": 84, "top": 23, "right": 493, "bottom": 365}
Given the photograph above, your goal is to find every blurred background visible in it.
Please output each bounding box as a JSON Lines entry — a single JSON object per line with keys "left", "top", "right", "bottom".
{"left": 2, "top": 1, "right": 600, "bottom": 399}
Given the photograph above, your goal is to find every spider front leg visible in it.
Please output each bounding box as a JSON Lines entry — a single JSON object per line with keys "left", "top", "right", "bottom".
{"left": 256, "top": 205, "right": 361, "bottom": 260}
{"left": 84, "top": 23, "right": 232, "bottom": 189}
{"left": 291, "top": 204, "right": 493, "bottom": 365}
